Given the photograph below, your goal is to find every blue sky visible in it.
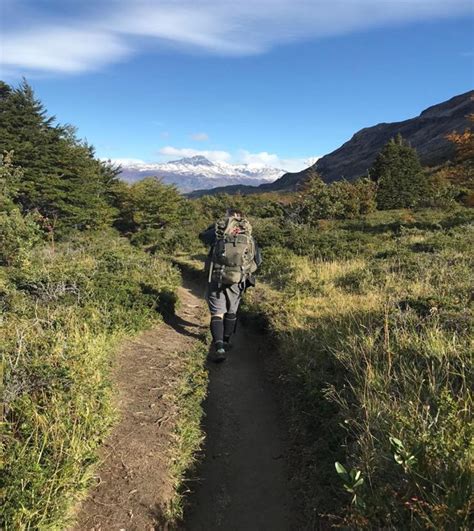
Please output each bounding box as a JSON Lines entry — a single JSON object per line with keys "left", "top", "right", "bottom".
{"left": 1, "top": 1, "right": 473, "bottom": 171}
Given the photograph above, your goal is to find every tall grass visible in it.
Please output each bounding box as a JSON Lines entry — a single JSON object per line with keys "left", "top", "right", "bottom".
{"left": 1, "top": 231, "right": 181, "bottom": 529}
{"left": 167, "top": 342, "right": 209, "bottom": 522}
{"left": 246, "top": 207, "right": 473, "bottom": 528}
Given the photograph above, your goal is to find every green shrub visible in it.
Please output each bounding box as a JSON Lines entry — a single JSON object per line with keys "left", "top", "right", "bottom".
{"left": 114, "top": 177, "right": 203, "bottom": 255}
{"left": 291, "top": 175, "right": 377, "bottom": 224}
{"left": 0, "top": 207, "right": 41, "bottom": 266}
{"left": 335, "top": 268, "right": 373, "bottom": 294}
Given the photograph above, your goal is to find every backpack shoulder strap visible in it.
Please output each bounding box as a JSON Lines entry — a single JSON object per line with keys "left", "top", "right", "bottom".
{"left": 215, "top": 218, "right": 228, "bottom": 238}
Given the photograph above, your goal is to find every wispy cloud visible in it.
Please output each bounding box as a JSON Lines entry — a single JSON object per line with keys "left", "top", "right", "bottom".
{"left": 190, "top": 132, "right": 209, "bottom": 142}
{"left": 1, "top": 0, "right": 472, "bottom": 75}
{"left": 238, "top": 150, "right": 320, "bottom": 171}
{"left": 2, "top": 26, "right": 131, "bottom": 74}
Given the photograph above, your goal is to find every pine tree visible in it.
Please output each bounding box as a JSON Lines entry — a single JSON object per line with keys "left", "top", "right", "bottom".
{"left": 371, "top": 134, "right": 429, "bottom": 209}
{"left": 0, "top": 80, "right": 119, "bottom": 234}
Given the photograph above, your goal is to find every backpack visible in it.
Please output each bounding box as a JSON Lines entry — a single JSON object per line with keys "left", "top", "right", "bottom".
{"left": 210, "top": 216, "right": 257, "bottom": 286}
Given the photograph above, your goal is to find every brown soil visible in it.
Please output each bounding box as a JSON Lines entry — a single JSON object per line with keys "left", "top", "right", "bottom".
{"left": 73, "top": 279, "right": 293, "bottom": 530}
{"left": 72, "top": 284, "right": 207, "bottom": 531}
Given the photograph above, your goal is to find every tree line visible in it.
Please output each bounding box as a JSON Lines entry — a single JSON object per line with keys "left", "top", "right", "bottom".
{"left": 1, "top": 79, "right": 471, "bottom": 263}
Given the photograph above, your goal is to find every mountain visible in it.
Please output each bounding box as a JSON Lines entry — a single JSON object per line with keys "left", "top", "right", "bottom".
{"left": 305, "top": 90, "right": 474, "bottom": 183}
{"left": 189, "top": 90, "right": 474, "bottom": 197}
{"left": 117, "top": 155, "right": 285, "bottom": 192}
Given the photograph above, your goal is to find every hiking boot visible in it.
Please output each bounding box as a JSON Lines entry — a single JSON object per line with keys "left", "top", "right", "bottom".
{"left": 208, "top": 342, "right": 226, "bottom": 363}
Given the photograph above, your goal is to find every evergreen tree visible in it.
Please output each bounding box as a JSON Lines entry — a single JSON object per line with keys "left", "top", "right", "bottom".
{"left": 296, "top": 173, "right": 335, "bottom": 223}
{"left": 0, "top": 80, "right": 119, "bottom": 233}
{"left": 371, "top": 134, "right": 428, "bottom": 209}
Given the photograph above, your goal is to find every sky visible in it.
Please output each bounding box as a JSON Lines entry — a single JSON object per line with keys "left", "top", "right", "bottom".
{"left": 1, "top": 0, "right": 473, "bottom": 171}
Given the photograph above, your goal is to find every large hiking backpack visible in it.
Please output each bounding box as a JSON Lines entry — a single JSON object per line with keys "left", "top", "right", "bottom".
{"left": 210, "top": 216, "right": 257, "bottom": 286}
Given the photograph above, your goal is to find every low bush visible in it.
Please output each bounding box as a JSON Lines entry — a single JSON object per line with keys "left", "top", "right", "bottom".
{"left": 290, "top": 175, "right": 377, "bottom": 224}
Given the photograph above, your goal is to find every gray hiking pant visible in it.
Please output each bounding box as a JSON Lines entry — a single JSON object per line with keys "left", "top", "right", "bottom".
{"left": 206, "top": 282, "right": 245, "bottom": 316}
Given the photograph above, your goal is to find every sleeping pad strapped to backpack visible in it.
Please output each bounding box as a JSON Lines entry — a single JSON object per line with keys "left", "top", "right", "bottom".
{"left": 210, "top": 216, "right": 257, "bottom": 286}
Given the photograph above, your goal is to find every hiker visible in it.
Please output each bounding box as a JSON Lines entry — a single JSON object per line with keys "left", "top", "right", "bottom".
{"left": 199, "top": 208, "right": 262, "bottom": 362}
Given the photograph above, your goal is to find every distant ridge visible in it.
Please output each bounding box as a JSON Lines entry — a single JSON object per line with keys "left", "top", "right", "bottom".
{"left": 117, "top": 155, "right": 284, "bottom": 192}
{"left": 189, "top": 90, "right": 474, "bottom": 198}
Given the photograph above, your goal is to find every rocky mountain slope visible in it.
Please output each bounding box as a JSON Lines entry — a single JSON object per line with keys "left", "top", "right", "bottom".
{"left": 118, "top": 155, "right": 284, "bottom": 192}
{"left": 308, "top": 89, "right": 474, "bottom": 183}
{"left": 190, "top": 90, "right": 473, "bottom": 197}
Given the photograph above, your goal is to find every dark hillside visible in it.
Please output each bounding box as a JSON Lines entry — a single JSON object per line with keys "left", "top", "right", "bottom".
{"left": 308, "top": 89, "right": 474, "bottom": 182}
{"left": 190, "top": 90, "right": 473, "bottom": 197}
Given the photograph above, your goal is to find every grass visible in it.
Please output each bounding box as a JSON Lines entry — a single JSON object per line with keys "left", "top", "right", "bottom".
{"left": 4, "top": 204, "right": 471, "bottom": 529}
{"left": 245, "top": 207, "right": 473, "bottom": 528}
{"left": 160, "top": 255, "right": 211, "bottom": 523}
{"left": 1, "top": 231, "right": 182, "bottom": 529}
{"left": 167, "top": 342, "right": 209, "bottom": 522}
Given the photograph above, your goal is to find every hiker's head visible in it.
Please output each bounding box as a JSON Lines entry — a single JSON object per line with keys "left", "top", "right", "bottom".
{"left": 226, "top": 207, "right": 243, "bottom": 220}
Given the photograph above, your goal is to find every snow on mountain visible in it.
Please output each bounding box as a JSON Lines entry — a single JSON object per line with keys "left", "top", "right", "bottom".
{"left": 117, "top": 156, "right": 285, "bottom": 192}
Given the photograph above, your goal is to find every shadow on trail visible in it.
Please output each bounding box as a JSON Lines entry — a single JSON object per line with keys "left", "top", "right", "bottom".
{"left": 182, "top": 277, "right": 207, "bottom": 301}
{"left": 183, "top": 317, "right": 292, "bottom": 531}
{"left": 162, "top": 312, "right": 205, "bottom": 341}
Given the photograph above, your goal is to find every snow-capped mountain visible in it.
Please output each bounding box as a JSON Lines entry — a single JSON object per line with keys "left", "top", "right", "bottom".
{"left": 117, "top": 156, "right": 285, "bottom": 192}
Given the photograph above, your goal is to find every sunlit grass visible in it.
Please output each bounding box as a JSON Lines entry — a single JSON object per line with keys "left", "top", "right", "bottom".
{"left": 2, "top": 232, "right": 182, "bottom": 529}
{"left": 246, "top": 207, "right": 473, "bottom": 528}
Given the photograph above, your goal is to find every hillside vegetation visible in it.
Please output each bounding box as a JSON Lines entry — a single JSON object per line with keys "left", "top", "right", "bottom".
{"left": 1, "top": 78, "right": 472, "bottom": 529}
{"left": 1, "top": 81, "right": 204, "bottom": 529}
{"left": 2, "top": 232, "right": 181, "bottom": 528}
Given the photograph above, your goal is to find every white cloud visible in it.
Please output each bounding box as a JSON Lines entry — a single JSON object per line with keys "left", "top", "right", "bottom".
{"left": 191, "top": 132, "right": 210, "bottom": 142}
{"left": 281, "top": 156, "right": 320, "bottom": 173}
{"left": 238, "top": 150, "right": 281, "bottom": 167}
{"left": 159, "top": 146, "right": 232, "bottom": 163}
{"left": 109, "top": 3, "right": 262, "bottom": 55}
{"left": 238, "top": 150, "right": 319, "bottom": 171}
{"left": 156, "top": 146, "right": 318, "bottom": 171}
{"left": 1, "top": 1, "right": 472, "bottom": 74}
{"left": 2, "top": 27, "right": 130, "bottom": 74}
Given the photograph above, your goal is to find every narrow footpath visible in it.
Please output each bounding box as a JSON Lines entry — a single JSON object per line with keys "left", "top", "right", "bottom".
{"left": 72, "top": 284, "right": 207, "bottom": 531}
{"left": 72, "top": 279, "right": 292, "bottom": 530}
{"left": 184, "top": 285, "right": 292, "bottom": 530}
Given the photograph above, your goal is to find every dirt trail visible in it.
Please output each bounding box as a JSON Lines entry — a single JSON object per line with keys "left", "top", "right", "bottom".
{"left": 72, "top": 284, "right": 207, "bottom": 531}
{"left": 73, "top": 279, "right": 292, "bottom": 530}
{"left": 184, "top": 286, "right": 292, "bottom": 530}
